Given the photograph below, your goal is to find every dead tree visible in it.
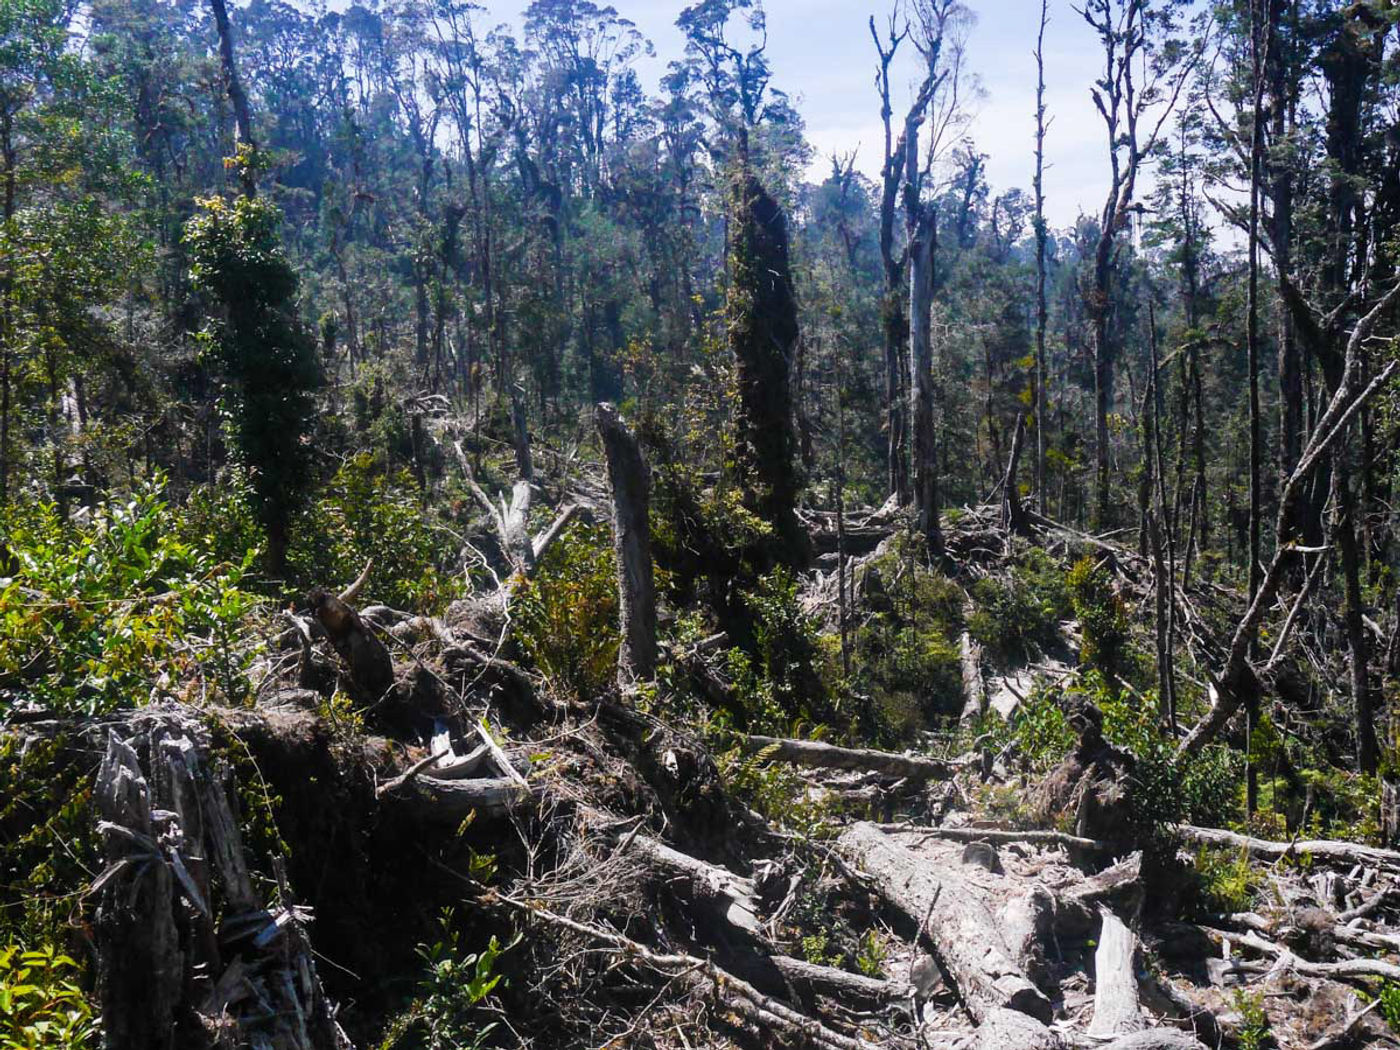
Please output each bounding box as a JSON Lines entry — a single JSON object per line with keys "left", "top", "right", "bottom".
{"left": 208, "top": 0, "right": 257, "bottom": 198}
{"left": 727, "top": 159, "right": 810, "bottom": 569}
{"left": 596, "top": 402, "right": 656, "bottom": 687}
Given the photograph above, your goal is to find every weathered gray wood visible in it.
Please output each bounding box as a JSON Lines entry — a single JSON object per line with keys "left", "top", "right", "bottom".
{"left": 596, "top": 402, "right": 656, "bottom": 686}
{"left": 839, "top": 822, "right": 1052, "bottom": 1024}
{"left": 1099, "top": 1032, "right": 1204, "bottom": 1050}
{"left": 620, "top": 831, "right": 760, "bottom": 934}
{"left": 1176, "top": 823, "right": 1400, "bottom": 871}
{"left": 974, "top": 1007, "right": 1064, "bottom": 1050}
{"left": 959, "top": 630, "right": 987, "bottom": 724}
{"left": 769, "top": 954, "right": 902, "bottom": 1004}
{"left": 94, "top": 733, "right": 181, "bottom": 1050}
{"left": 888, "top": 825, "right": 1109, "bottom": 852}
{"left": 1088, "top": 908, "right": 1143, "bottom": 1037}
{"left": 744, "top": 735, "right": 956, "bottom": 779}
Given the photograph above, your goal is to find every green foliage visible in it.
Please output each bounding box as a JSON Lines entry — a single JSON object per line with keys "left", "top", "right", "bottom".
{"left": 1367, "top": 981, "right": 1400, "bottom": 1032}
{"left": 719, "top": 742, "right": 834, "bottom": 838}
{"left": 1230, "top": 988, "right": 1272, "bottom": 1050}
{"left": 1191, "top": 848, "right": 1260, "bottom": 916}
{"left": 0, "top": 944, "right": 98, "bottom": 1050}
{"left": 851, "top": 537, "right": 964, "bottom": 737}
{"left": 185, "top": 193, "right": 320, "bottom": 569}
{"left": 967, "top": 547, "right": 1072, "bottom": 662}
{"left": 1067, "top": 557, "right": 1130, "bottom": 681}
{"left": 512, "top": 522, "right": 619, "bottom": 701}
{"left": 855, "top": 929, "right": 887, "bottom": 979}
{"left": 379, "top": 909, "right": 510, "bottom": 1050}
{"left": 291, "top": 452, "right": 459, "bottom": 612}
{"left": 0, "top": 480, "right": 257, "bottom": 714}
{"left": 1008, "top": 689, "right": 1078, "bottom": 774}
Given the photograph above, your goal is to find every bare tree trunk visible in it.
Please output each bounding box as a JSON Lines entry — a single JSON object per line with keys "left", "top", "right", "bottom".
{"left": 909, "top": 205, "right": 943, "bottom": 559}
{"left": 596, "top": 402, "right": 656, "bottom": 688}
{"left": 207, "top": 0, "right": 257, "bottom": 198}
{"left": 1032, "top": 0, "right": 1050, "bottom": 504}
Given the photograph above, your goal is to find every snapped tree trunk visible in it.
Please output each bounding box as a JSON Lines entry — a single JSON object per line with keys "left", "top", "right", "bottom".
{"left": 596, "top": 401, "right": 657, "bottom": 688}
{"left": 726, "top": 159, "right": 809, "bottom": 569}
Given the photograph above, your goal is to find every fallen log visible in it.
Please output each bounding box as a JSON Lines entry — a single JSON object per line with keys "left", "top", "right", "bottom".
{"left": 838, "top": 822, "right": 1053, "bottom": 1024}
{"left": 959, "top": 630, "right": 987, "bottom": 724}
{"left": 1201, "top": 925, "right": 1400, "bottom": 983}
{"left": 768, "top": 954, "right": 902, "bottom": 1005}
{"left": 974, "top": 1006, "right": 1064, "bottom": 1050}
{"left": 377, "top": 773, "right": 537, "bottom": 820}
{"left": 619, "top": 831, "right": 761, "bottom": 935}
{"left": 886, "top": 824, "right": 1110, "bottom": 853}
{"left": 1099, "top": 1032, "right": 1205, "bottom": 1050}
{"left": 309, "top": 589, "right": 394, "bottom": 704}
{"left": 743, "top": 736, "right": 958, "bottom": 780}
{"left": 1176, "top": 823, "right": 1400, "bottom": 872}
{"left": 1087, "top": 908, "right": 1143, "bottom": 1037}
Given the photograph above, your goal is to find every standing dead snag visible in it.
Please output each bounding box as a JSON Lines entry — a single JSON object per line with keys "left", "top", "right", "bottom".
{"left": 727, "top": 162, "right": 810, "bottom": 569}
{"left": 596, "top": 402, "right": 656, "bottom": 687}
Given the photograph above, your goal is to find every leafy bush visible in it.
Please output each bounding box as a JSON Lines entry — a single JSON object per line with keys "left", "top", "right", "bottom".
{"left": 1067, "top": 556, "right": 1130, "bottom": 682}
{"left": 378, "top": 909, "right": 509, "bottom": 1050}
{"left": 1190, "top": 848, "right": 1259, "bottom": 916}
{"left": 512, "top": 522, "right": 619, "bottom": 701}
{"left": 967, "top": 547, "right": 1072, "bottom": 662}
{"left": 1230, "top": 988, "right": 1272, "bottom": 1050}
{"left": 851, "top": 539, "right": 964, "bottom": 736}
{"left": 0, "top": 481, "right": 257, "bottom": 714}
{"left": 0, "top": 944, "right": 98, "bottom": 1050}
{"left": 290, "top": 452, "right": 459, "bottom": 612}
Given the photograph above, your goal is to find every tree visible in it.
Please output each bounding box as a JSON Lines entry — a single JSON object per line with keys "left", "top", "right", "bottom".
{"left": 1080, "top": 0, "right": 1193, "bottom": 527}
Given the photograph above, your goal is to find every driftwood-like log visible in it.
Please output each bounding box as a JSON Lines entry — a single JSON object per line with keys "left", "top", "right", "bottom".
{"left": 960, "top": 630, "right": 987, "bottom": 724}
{"left": 1087, "top": 908, "right": 1143, "bottom": 1037}
{"left": 768, "top": 954, "right": 901, "bottom": 1004}
{"left": 1176, "top": 823, "right": 1400, "bottom": 872}
{"left": 1098, "top": 1032, "right": 1204, "bottom": 1050}
{"left": 596, "top": 402, "right": 656, "bottom": 686}
{"left": 743, "top": 735, "right": 957, "bottom": 780}
{"left": 974, "top": 1006, "right": 1064, "bottom": 1050}
{"left": 1202, "top": 926, "right": 1400, "bottom": 983}
{"left": 621, "top": 831, "right": 760, "bottom": 935}
{"left": 890, "top": 825, "right": 1110, "bottom": 852}
{"left": 839, "top": 822, "right": 1052, "bottom": 1024}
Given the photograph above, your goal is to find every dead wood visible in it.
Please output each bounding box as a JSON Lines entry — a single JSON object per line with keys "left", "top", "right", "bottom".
{"left": 596, "top": 402, "right": 657, "bottom": 687}
{"left": 1098, "top": 1032, "right": 1206, "bottom": 1050}
{"left": 92, "top": 717, "right": 349, "bottom": 1050}
{"left": 742, "top": 735, "right": 959, "bottom": 779}
{"left": 1175, "top": 823, "right": 1400, "bottom": 872}
{"left": 1088, "top": 907, "right": 1144, "bottom": 1037}
{"left": 1201, "top": 925, "right": 1400, "bottom": 983}
{"left": 960, "top": 630, "right": 987, "bottom": 725}
{"left": 884, "top": 824, "right": 1111, "bottom": 853}
{"left": 376, "top": 772, "right": 538, "bottom": 820}
{"left": 838, "top": 821, "right": 1053, "bottom": 1024}
{"left": 308, "top": 589, "right": 394, "bottom": 705}
{"left": 973, "top": 1006, "right": 1064, "bottom": 1050}
{"left": 492, "top": 892, "right": 905, "bottom": 1050}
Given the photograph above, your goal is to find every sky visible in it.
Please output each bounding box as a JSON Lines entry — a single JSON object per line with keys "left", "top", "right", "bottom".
{"left": 469, "top": 0, "right": 1126, "bottom": 228}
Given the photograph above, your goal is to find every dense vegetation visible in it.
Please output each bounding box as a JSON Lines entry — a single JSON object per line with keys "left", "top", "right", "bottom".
{"left": 1, "top": 0, "right": 1400, "bottom": 1047}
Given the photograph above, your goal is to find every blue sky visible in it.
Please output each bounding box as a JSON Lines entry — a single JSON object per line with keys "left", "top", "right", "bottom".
{"left": 471, "top": 0, "right": 1127, "bottom": 227}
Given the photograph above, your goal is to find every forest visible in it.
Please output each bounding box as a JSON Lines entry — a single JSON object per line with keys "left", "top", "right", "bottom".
{"left": 2, "top": 0, "right": 1400, "bottom": 1046}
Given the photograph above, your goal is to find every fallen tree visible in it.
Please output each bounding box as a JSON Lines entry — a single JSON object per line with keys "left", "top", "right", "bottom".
{"left": 742, "top": 735, "right": 959, "bottom": 780}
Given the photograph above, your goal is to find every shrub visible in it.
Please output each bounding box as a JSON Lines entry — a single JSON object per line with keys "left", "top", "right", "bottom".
{"left": 967, "top": 547, "right": 1072, "bottom": 662}
{"left": 0, "top": 944, "right": 98, "bottom": 1050}
{"left": 290, "top": 452, "right": 459, "bottom": 612}
{"left": 851, "top": 539, "right": 964, "bottom": 737}
{"left": 512, "top": 522, "right": 619, "bottom": 701}
{"left": 1067, "top": 556, "right": 1130, "bottom": 682}
{"left": 0, "top": 480, "right": 257, "bottom": 714}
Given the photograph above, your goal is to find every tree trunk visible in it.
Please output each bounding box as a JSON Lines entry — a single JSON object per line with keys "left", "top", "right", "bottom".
{"left": 838, "top": 822, "right": 1053, "bottom": 1024}
{"left": 726, "top": 160, "right": 809, "bottom": 568}
{"left": 596, "top": 402, "right": 657, "bottom": 688}
{"left": 207, "top": 0, "right": 257, "bottom": 198}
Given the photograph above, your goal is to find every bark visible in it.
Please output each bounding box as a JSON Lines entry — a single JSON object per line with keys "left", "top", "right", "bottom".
{"left": 309, "top": 589, "right": 394, "bottom": 705}
{"left": 742, "top": 735, "right": 958, "bottom": 780}
{"left": 974, "top": 1007, "right": 1064, "bottom": 1050}
{"left": 1088, "top": 908, "right": 1143, "bottom": 1037}
{"left": 727, "top": 161, "right": 808, "bottom": 568}
{"left": 907, "top": 195, "right": 943, "bottom": 558}
{"left": 1175, "top": 823, "right": 1400, "bottom": 871}
{"left": 596, "top": 402, "right": 656, "bottom": 687}
{"left": 207, "top": 0, "right": 257, "bottom": 198}
{"left": 377, "top": 773, "right": 536, "bottom": 821}
{"left": 1001, "top": 413, "right": 1029, "bottom": 539}
{"left": 880, "top": 825, "right": 1110, "bottom": 852}
{"left": 1032, "top": 0, "right": 1050, "bottom": 503}
{"left": 838, "top": 822, "right": 1053, "bottom": 1024}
